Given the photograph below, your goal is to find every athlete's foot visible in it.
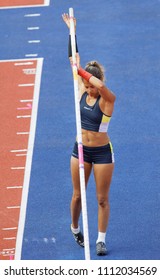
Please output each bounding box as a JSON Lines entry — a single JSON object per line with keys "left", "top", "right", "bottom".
{"left": 71, "top": 229, "right": 84, "bottom": 247}
{"left": 96, "top": 242, "right": 107, "bottom": 256}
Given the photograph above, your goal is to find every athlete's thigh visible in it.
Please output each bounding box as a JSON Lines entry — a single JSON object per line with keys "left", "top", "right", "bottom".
{"left": 70, "top": 156, "right": 92, "bottom": 193}
{"left": 93, "top": 163, "right": 114, "bottom": 197}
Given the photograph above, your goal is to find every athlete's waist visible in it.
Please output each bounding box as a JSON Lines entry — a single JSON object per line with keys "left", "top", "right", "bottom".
{"left": 75, "top": 141, "right": 112, "bottom": 150}
{"left": 77, "top": 129, "right": 110, "bottom": 147}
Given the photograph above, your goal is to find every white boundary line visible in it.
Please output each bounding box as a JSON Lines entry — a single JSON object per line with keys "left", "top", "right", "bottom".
{"left": 14, "top": 57, "right": 43, "bottom": 260}
{"left": 44, "top": 0, "right": 50, "bottom": 5}
{"left": 24, "top": 14, "right": 41, "bottom": 17}
{"left": 25, "top": 54, "right": 38, "bottom": 57}
{"left": 0, "top": 0, "right": 50, "bottom": 9}
{"left": 0, "top": 58, "right": 38, "bottom": 63}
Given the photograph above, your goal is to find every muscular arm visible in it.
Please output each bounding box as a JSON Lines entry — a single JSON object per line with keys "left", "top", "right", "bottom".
{"left": 88, "top": 76, "right": 116, "bottom": 103}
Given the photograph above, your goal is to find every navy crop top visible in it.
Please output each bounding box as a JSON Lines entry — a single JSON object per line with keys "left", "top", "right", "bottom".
{"left": 80, "top": 92, "right": 111, "bottom": 133}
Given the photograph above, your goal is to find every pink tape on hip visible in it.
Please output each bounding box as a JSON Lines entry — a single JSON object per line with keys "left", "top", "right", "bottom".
{"left": 78, "top": 144, "right": 84, "bottom": 165}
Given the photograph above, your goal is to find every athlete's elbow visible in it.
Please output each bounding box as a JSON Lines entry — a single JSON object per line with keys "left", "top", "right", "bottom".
{"left": 109, "top": 94, "right": 116, "bottom": 104}
{"left": 98, "top": 81, "right": 106, "bottom": 91}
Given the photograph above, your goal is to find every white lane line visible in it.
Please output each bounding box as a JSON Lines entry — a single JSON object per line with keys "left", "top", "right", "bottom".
{"left": 11, "top": 167, "right": 25, "bottom": 170}
{"left": 0, "top": 58, "right": 37, "bottom": 63}
{"left": 18, "top": 83, "right": 34, "bottom": 87}
{"left": 45, "top": 0, "right": 50, "bottom": 5}
{"left": 20, "top": 99, "right": 33, "bottom": 102}
{"left": 17, "top": 108, "right": 31, "bottom": 111}
{"left": 7, "top": 206, "right": 21, "bottom": 209}
{"left": 17, "top": 106, "right": 32, "bottom": 110}
{"left": 27, "top": 27, "right": 40, "bottom": 30}
{"left": 14, "top": 62, "right": 34, "bottom": 66}
{"left": 24, "top": 14, "right": 41, "bottom": 17}
{"left": 28, "top": 40, "right": 41, "bottom": 44}
{"left": 25, "top": 54, "right": 38, "bottom": 57}
{"left": 0, "top": 3, "right": 48, "bottom": 9}
{"left": 15, "top": 58, "right": 44, "bottom": 261}
{"left": 7, "top": 186, "right": 23, "bottom": 189}
{"left": 17, "top": 115, "right": 31, "bottom": 118}
{"left": 10, "top": 149, "right": 27, "bottom": 153}
{"left": 3, "top": 237, "right": 16, "bottom": 240}
{"left": 2, "top": 227, "right": 17, "bottom": 231}
{"left": 17, "top": 132, "right": 29, "bottom": 135}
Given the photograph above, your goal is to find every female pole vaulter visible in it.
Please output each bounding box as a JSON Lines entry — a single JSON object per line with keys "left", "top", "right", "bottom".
{"left": 62, "top": 13, "right": 116, "bottom": 256}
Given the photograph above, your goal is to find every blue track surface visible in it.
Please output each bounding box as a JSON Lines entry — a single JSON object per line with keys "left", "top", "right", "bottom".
{"left": 0, "top": 0, "right": 160, "bottom": 260}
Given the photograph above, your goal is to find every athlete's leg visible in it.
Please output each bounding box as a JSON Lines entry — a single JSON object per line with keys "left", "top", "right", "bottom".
{"left": 70, "top": 156, "right": 92, "bottom": 228}
{"left": 93, "top": 163, "right": 114, "bottom": 233}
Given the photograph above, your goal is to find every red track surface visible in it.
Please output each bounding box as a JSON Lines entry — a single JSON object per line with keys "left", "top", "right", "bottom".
{"left": 0, "top": 59, "right": 38, "bottom": 260}
{"left": 0, "top": 0, "right": 45, "bottom": 8}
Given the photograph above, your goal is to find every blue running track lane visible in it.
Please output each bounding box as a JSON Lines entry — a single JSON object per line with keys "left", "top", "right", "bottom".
{"left": 0, "top": 0, "right": 160, "bottom": 260}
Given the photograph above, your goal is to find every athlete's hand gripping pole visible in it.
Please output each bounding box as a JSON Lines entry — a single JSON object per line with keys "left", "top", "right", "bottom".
{"left": 69, "top": 7, "right": 90, "bottom": 260}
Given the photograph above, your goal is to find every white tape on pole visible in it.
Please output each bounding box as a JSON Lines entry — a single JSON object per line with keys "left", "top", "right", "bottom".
{"left": 69, "top": 7, "right": 90, "bottom": 260}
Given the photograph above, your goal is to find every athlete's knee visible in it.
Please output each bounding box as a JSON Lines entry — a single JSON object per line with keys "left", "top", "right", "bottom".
{"left": 97, "top": 196, "right": 109, "bottom": 208}
{"left": 72, "top": 193, "right": 81, "bottom": 203}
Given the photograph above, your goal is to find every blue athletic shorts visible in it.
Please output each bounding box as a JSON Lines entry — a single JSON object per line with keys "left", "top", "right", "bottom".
{"left": 72, "top": 142, "right": 115, "bottom": 164}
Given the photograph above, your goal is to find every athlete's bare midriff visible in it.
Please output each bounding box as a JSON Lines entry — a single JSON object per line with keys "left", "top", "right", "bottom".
{"left": 79, "top": 129, "right": 110, "bottom": 147}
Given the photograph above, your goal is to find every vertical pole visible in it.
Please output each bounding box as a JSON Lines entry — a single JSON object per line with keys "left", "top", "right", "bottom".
{"left": 69, "top": 8, "right": 90, "bottom": 260}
